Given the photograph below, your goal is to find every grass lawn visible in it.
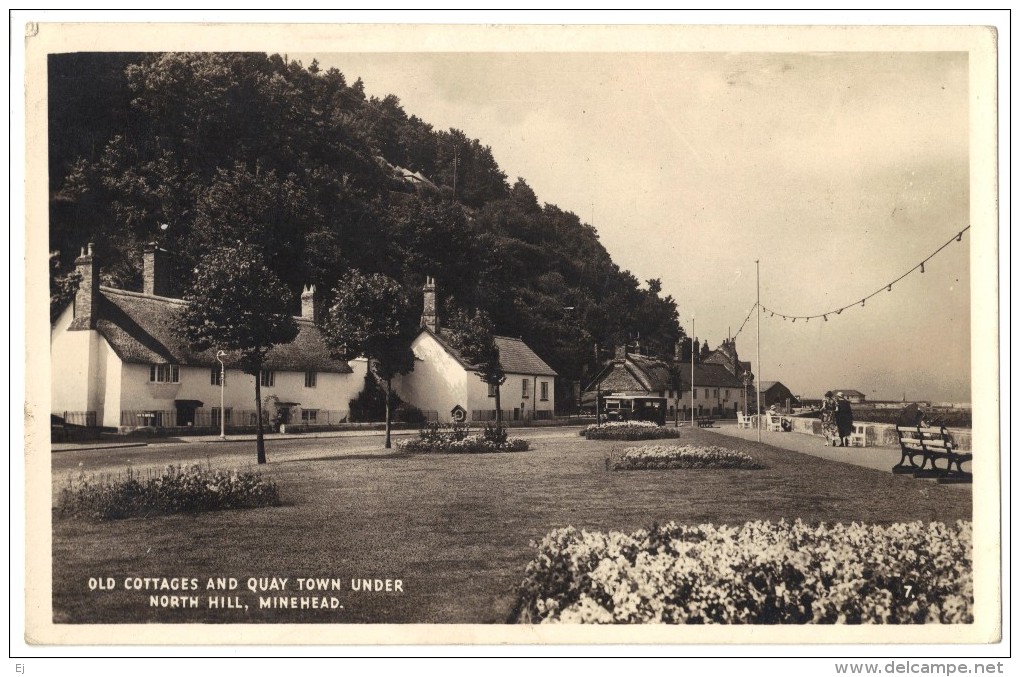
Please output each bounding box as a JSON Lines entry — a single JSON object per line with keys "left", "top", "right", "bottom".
{"left": 51, "top": 428, "right": 971, "bottom": 624}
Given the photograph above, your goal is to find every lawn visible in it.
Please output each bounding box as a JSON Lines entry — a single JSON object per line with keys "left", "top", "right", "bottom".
{"left": 50, "top": 428, "right": 971, "bottom": 624}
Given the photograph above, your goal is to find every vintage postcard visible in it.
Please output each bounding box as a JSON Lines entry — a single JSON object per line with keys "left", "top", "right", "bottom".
{"left": 20, "top": 19, "right": 1001, "bottom": 650}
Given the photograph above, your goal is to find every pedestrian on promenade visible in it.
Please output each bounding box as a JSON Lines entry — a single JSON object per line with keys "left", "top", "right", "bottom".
{"left": 821, "top": 391, "right": 839, "bottom": 445}
{"left": 897, "top": 402, "right": 927, "bottom": 428}
{"left": 835, "top": 391, "right": 855, "bottom": 447}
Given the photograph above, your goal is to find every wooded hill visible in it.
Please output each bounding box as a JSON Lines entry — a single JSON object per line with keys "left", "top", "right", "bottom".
{"left": 48, "top": 52, "right": 683, "bottom": 385}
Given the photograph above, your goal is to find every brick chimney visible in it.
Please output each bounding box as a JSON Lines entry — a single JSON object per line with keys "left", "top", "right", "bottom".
{"left": 301, "top": 284, "right": 317, "bottom": 321}
{"left": 674, "top": 340, "right": 683, "bottom": 361}
{"left": 143, "top": 242, "right": 171, "bottom": 297}
{"left": 421, "top": 276, "right": 439, "bottom": 333}
{"left": 70, "top": 242, "right": 99, "bottom": 330}
{"left": 614, "top": 344, "right": 627, "bottom": 361}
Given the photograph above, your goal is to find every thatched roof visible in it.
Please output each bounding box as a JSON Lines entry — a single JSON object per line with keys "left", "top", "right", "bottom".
{"left": 91, "top": 287, "right": 353, "bottom": 374}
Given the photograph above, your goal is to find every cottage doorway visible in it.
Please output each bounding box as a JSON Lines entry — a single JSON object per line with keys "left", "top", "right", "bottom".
{"left": 174, "top": 399, "right": 202, "bottom": 427}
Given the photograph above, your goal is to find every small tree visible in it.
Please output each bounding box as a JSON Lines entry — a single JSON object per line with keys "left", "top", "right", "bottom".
{"left": 446, "top": 309, "right": 506, "bottom": 431}
{"left": 177, "top": 242, "right": 298, "bottom": 464}
{"left": 320, "top": 270, "right": 415, "bottom": 449}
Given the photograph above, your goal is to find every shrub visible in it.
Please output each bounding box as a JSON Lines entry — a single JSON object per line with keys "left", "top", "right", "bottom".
{"left": 398, "top": 423, "right": 529, "bottom": 454}
{"left": 513, "top": 520, "right": 972, "bottom": 624}
{"left": 582, "top": 421, "right": 682, "bottom": 441}
{"left": 612, "top": 445, "right": 764, "bottom": 470}
{"left": 58, "top": 464, "right": 281, "bottom": 520}
{"left": 395, "top": 404, "right": 427, "bottom": 425}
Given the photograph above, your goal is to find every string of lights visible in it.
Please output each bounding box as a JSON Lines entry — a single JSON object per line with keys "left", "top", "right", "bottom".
{"left": 757, "top": 227, "right": 969, "bottom": 324}
{"left": 732, "top": 302, "right": 759, "bottom": 339}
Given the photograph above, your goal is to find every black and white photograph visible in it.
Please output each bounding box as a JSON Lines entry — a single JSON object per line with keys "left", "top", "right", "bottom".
{"left": 16, "top": 16, "right": 1005, "bottom": 659}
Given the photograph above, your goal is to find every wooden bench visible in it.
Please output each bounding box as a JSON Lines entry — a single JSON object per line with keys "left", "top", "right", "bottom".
{"left": 893, "top": 425, "right": 971, "bottom": 484}
{"left": 736, "top": 412, "right": 753, "bottom": 429}
{"left": 697, "top": 416, "right": 715, "bottom": 428}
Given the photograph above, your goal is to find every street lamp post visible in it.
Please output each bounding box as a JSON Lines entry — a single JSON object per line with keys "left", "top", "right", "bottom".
{"left": 216, "top": 350, "right": 227, "bottom": 440}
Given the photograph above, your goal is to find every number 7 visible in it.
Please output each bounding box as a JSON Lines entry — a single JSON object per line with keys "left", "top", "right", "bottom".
{"left": 904, "top": 585, "right": 913, "bottom": 598}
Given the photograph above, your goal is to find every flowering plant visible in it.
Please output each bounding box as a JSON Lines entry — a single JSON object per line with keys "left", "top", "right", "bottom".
{"left": 582, "top": 421, "right": 682, "bottom": 441}
{"left": 514, "top": 520, "right": 972, "bottom": 624}
{"left": 398, "top": 433, "right": 529, "bottom": 454}
{"left": 612, "top": 445, "right": 764, "bottom": 470}
{"left": 58, "top": 464, "right": 281, "bottom": 520}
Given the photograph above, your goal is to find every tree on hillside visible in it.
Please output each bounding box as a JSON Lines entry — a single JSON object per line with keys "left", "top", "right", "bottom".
{"left": 177, "top": 242, "right": 298, "bottom": 464}
{"left": 445, "top": 309, "right": 506, "bottom": 431}
{"left": 320, "top": 270, "right": 416, "bottom": 449}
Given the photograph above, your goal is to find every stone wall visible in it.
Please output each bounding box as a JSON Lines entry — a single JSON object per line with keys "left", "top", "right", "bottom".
{"left": 788, "top": 417, "right": 972, "bottom": 451}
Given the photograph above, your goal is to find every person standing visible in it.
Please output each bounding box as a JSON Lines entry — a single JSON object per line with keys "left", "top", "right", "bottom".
{"left": 821, "top": 391, "right": 838, "bottom": 445}
{"left": 835, "top": 391, "right": 855, "bottom": 447}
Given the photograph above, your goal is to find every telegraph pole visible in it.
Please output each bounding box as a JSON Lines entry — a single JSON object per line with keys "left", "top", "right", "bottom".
{"left": 690, "top": 315, "right": 695, "bottom": 427}
{"left": 756, "top": 260, "right": 762, "bottom": 443}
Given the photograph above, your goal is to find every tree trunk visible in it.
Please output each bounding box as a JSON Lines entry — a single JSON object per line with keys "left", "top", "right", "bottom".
{"left": 494, "top": 383, "right": 503, "bottom": 432}
{"left": 675, "top": 396, "right": 680, "bottom": 427}
{"left": 384, "top": 377, "right": 392, "bottom": 449}
{"left": 254, "top": 374, "right": 266, "bottom": 464}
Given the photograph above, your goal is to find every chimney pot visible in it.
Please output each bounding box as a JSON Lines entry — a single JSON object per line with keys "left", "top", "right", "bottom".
{"left": 143, "top": 242, "right": 171, "bottom": 296}
{"left": 301, "top": 284, "right": 317, "bottom": 321}
{"left": 421, "top": 276, "right": 439, "bottom": 332}
{"left": 70, "top": 243, "right": 99, "bottom": 330}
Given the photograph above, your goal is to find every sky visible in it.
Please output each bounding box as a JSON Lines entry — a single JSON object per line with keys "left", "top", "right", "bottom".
{"left": 296, "top": 51, "right": 972, "bottom": 403}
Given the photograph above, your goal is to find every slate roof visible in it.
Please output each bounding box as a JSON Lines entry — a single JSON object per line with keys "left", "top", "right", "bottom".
{"left": 422, "top": 327, "right": 557, "bottom": 377}
{"left": 88, "top": 287, "right": 353, "bottom": 374}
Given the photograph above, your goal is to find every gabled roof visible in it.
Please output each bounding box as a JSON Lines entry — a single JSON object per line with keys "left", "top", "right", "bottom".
{"left": 832, "top": 389, "right": 866, "bottom": 398}
{"left": 586, "top": 354, "right": 745, "bottom": 393}
{"left": 88, "top": 287, "right": 353, "bottom": 374}
{"left": 420, "top": 327, "right": 557, "bottom": 377}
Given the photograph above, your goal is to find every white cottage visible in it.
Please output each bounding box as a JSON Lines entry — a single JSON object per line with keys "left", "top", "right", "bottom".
{"left": 394, "top": 277, "right": 557, "bottom": 423}
{"left": 50, "top": 243, "right": 367, "bottom": 430}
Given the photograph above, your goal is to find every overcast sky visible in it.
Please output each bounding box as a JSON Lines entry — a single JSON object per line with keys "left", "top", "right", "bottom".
{"left": 300, "top": 51, "right": 972, "bottom": 403}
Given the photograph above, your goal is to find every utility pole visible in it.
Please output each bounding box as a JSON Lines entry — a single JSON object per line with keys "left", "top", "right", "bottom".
{"left": 756, "top": 260, "right": 762, "bottom": 443}
{"left": 691, "top": 315, "right": 695, "bottom": 427}
{"left": 594, "top": 342, "right": 602, "bottom": 426}
{"left": 452, "top": 146, "right": 458, "bottom": 198}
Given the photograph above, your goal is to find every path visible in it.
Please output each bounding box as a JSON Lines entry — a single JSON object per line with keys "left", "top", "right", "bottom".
{"left": 708, "top": 422, "right": 903, "bottom": 473}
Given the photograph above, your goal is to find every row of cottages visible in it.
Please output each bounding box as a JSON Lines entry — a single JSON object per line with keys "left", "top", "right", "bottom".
{"left": 393, "top": 277, "right": 558, "bottom": 423}
{"left": 585, "top": 346, "right": 747, "bottom": 419}
{"left": 51, "top": 245, "right": 557, "bottom": 429}
{"left": 51, "top": 244, "right": 367, "bottom": 430}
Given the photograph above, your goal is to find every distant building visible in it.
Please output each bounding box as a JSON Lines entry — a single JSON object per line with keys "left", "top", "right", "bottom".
{"left": 831, "top": 389, "right": 867, "bottom": 404}
{"left": 704, "top": 337, "right": 755, "bottom": 385}
{"left": 393, "top": 277, "right": 557, "bottom": 423}
{"left": 757, "top": 381, "right": 800, "bottom": 412}
{"left": 584, "top": 347, "right": 746, "bottom": 419}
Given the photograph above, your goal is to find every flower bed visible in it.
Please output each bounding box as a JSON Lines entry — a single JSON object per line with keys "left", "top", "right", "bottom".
{"left": 398, "top": 423, "right": 529, "bottom": 454}
{"left": 58, "top": 464, "right": 281, "bottom": 520}
{"left": 398, "top": 435, "right": 529, "bottom": 454}
{"left": 582, "top": 421, "right": 682, "bottom": 441}
{"left": 612, "top": 445, "right": 764, "bottom": 470}
{"left": 513, "top": 520, "right": 972, "bottom": 624}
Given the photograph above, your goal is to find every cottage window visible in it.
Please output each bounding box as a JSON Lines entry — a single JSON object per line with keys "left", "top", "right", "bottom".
{"left": 149, "top": 364, "right": 179, "bottom": 383}
{"left": 522, "top": 379, "right": 530, "bottom": 398}
{"left": 210, "top": 367, "right": 223, "bottom": 386}
{"left": 704, "top": 388, "right": 709, "bottom": 399}
{"left": 487, "top": 384, "right": 497, "bottom": 398}
{"left": 305, "top": 371, "right": 317, "bottom": 388}
{"left": 260, "top": 370, "right": 275, "bottom": 387}
{"left": 211, "top": 407, "right": 232, "bottom": 426}
{"left": 301, "top": 409, "right": 318, "bottom": 423}
{"left": 540, "top": 381, "right": 549, "bottom": 401}
{"left": 714, "top": 389, "right": 719, "bottom": 398}
{"left": 725, "top": 389, "right": 730, "bottom": 398}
